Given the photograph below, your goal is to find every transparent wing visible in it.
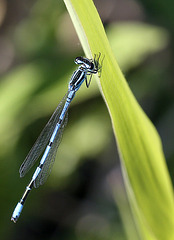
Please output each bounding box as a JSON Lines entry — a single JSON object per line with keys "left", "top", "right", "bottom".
{"left": 19, "top": 92, "right": 69, "bottom": 177}
{"left": 34, "top": 113, "right": 68, "bottom": 188}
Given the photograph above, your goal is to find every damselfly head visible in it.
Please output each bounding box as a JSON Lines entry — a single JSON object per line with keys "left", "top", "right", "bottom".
{"left": 75, "top": 56, "right": 95, "bottom": 70}
{"left": 75, "top": 53, "right": 104, "bottom": 76}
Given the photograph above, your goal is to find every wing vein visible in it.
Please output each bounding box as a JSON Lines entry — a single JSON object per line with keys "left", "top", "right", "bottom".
{"left": 19, "top": 93, "right": 68, "bottom": 177}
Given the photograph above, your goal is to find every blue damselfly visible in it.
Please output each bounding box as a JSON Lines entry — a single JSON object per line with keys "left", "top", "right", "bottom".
{"left": 11, "top": 54, "right": 102, "bottom": 223}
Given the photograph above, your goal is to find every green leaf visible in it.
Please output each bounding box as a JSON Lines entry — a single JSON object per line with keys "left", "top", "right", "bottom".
{"left": 63, "top": 0, "right": 174, "bottom": 239}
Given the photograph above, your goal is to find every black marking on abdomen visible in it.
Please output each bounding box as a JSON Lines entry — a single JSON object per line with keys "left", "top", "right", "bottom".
{"left": 38, "top": 163, "right": 44, "bottom": 169}
{"left": 58, "top": 119, "right": 62, "bottom": 124}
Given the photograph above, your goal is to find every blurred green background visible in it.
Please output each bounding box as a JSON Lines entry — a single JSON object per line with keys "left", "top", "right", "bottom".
{"left": 0, "top": 0, "right": 173, "bottom": 239}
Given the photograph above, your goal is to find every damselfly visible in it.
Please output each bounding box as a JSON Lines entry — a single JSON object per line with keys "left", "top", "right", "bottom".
{"left": 11, "top": 54, "right": 102, "bottom": 223}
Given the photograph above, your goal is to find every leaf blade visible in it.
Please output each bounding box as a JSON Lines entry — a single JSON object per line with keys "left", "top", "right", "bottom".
{"left": 63, "top": 1, "right": 174, "bottom": 239}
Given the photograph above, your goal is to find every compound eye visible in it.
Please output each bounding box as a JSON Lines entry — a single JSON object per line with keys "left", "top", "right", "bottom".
{"left": 74, "top": 56, "right": 94, "bottom": 70}
{"left": 75, "top": 57, "right": 84, "bottom": 65}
